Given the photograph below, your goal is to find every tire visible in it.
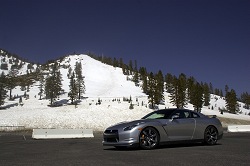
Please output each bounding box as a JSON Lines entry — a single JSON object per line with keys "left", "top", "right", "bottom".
{"left": 139, "top": 127, "right": 159, "bottom": 150}
{"left": 204, "top": 126, "right": 218, "bottom": 145}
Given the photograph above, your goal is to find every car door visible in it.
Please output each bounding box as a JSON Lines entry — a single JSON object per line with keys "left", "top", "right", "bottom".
{"left": 165, "top": 110, "right": 195, "bottom": 141}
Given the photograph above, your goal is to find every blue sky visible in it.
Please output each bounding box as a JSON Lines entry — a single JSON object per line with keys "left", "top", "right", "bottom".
{"left": 0, "top": 0, "right": 249, "bottom": 95}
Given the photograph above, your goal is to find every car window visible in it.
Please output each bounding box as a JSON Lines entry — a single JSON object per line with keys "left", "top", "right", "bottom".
{"left": 171, "top": 110, "right": 191, "bottom": 119}
{"left": 191, "top": 112, "right": 200, "bottom": 118}
{"left": 183, "top": 111, "right": 191, "bottom": 118}
{"left": 142, "top": 109, "right": 175, "bottom": 119}
{"left": 145, "top": 113, "right": 165, "bottom": 119}
{"left": 171, "top": 110, "right": 184, "bottom": 119}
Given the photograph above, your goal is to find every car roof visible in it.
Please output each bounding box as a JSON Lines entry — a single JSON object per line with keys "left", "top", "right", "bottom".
{"left": 156, "top": 108, "right": 206, "bottom": 117}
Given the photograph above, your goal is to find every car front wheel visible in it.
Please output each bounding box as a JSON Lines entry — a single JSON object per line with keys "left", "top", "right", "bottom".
{"left": 139, "top": 127, "right": 159, "bottom": 150}
{"left": 204, "top": 126, "right": 218, "bottom": 145}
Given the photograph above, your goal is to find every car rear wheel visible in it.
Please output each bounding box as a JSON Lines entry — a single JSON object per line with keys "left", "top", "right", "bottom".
{"left": 204, "top": 126, "right": 218, "bottom": 145}
{"left": 139, "top": 127, "right": 159, "bottom": 150}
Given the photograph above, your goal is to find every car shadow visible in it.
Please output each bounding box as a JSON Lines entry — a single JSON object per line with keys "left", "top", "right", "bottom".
{"left": 158, "top": 142, "right": 222, "bottom": 149}
{"left": 103, "top": 147, "right": 141, "bottom": 151}
{"left": 103, "top": 142, "right": 222, "bottom": 151}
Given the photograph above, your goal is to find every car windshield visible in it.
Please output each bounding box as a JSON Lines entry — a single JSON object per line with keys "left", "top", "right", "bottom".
{"left": 141, "top": 109, "right": 176, "bottom": 120}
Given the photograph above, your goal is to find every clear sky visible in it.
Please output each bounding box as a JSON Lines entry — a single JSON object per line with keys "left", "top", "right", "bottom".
{"left": 0, "top": 0, "right": 249, "bottom": 95}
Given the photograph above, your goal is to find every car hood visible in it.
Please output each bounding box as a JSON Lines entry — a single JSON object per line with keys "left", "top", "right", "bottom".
{"left": 107, "top": 119, "right": 148, "bottom": 129}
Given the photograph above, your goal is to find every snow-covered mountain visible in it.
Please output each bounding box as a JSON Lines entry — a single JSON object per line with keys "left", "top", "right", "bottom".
{"left": 0, "top": 53, "right": 250, "bottom": 131}
{"left": 59, "top": 54, "right": 146, "bottom": 98}
{"left": 0, "top": 49, "right": 38, "bottom": 75}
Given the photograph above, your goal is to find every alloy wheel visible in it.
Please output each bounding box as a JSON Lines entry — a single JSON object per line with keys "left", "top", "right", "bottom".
{"left": 139, "top": 127, "right": 159, "bottom": 150}
{"left": 204, "top": 126, "right": 218, "bottom": 145}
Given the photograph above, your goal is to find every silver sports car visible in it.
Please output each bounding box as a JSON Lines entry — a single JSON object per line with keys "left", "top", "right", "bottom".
{"left": 103, "top": 109, "right": 223, "bottom": 149}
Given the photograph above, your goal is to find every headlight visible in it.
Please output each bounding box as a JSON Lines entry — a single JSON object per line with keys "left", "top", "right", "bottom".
{"left": 123, "top": 122, "right": 144, "bottom": 131}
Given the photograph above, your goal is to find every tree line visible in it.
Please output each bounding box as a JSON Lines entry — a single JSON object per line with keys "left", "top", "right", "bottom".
{"left": 88, "top": 52, "right": 250, "bottom": 113}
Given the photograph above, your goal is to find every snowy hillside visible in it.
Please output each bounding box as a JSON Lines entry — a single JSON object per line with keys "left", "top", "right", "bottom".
{"left": 0, "top": 54, "right": 250, "bottom": 131}
{"left": 0, "top": 49, "right": 37, "bottom": 75}
{"left": 59, "top": 54, "right": 146, "bottom": 97}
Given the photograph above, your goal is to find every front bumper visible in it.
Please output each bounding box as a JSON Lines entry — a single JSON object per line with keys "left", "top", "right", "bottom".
{"left": 102, "top": 128, "right": 140, "bottom": 147}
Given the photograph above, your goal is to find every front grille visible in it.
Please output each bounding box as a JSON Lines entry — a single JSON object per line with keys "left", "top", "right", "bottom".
{"left": 104, "top": 130, "right": 118, "bottom": 134}
{"left": 103, "top": 130, "right": 119, "bottom": 142}
{"left": 106, "top": 138, "right": 118, "bottom": 142}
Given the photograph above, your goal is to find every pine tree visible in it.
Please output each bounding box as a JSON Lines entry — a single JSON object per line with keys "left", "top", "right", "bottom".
{"left": 119, "top": 58, "right": 126, "bottom": 75}
{"left": 203, "top": 83, "right": 210, "bottom": 106}
{"left": 19, "top": 76, "right": 27, "bottom": 91}
{"left": 214, "top": 88, "right": 219, "bottom": 96}
{"left": 209, "top": 82, "right": 214, "bottom": 94}
{"left": 241, "top": 92, "right": 250, "bottom": 109}
{"left": 122, "top": 63, "right": 129, "bottom": 75}
{"left": 225, "top": 89, "right": 239, "bottom": 114}
{"left": 169, "top": 74, "right": 187, "bottom": 108}
{"left": 169, "top": 76, "right": 180, "bottom": 108}
{"left": 6, "top": 77, "right": 16, "bottom": 100}
{"left": 18, "top": 74, "right": 34, "bottom": 93}
{"left": 187, "top": 76, "right": 196, "bottom": 104}
{"left": 134, "top": 60, "right": 137, "bottom": 71}
{"left": 67, "top": 67, "right": 72, "bottom": 79}
{"left": 129, "top": 60, "right": 133, "bottom": 75}
{"left": 133, "top": 71, "right": 139, "bottom": 86}
{"left": 113, "top": 57, "right": 119, "bottom": 67}
{"left": 45, "top": 62, "right": 63, "bottom": 106}
{"left": 139, "top": 67, "right": 148, "bottom": 93}
{"left": 155, "top": 70, "right": 164, "bottom": 104}
{"left": 0, "top": 73, "right": 7, "bottom": 106}
{"left": 165, "top": 73, "right": 174, "bottom": 93}
{"left": 178, "top": 73, "right": 187, "bottom": 108}
{"left": 142, "top": 75, "right": 148, "bottom": 94}
{"left": 38, "top": 74, "right": 45, "bottom": 100}
{"left": 192, "top": 83, "right": 204, "bottom": 112}
{"left": 6, "top": 69, "right": 18, "bottom": 100}
{"left": 75, "top": 62, "right": 85, "bottom": 99}
{"left": 225, "top": 85, "right": 229, "bottom": 95}
{"left": 219, "top": 89, "right": 224, "bottom": 97}
{"left": 139, "top": 67, "right": 147, "bottom": 80}
{"left": 68, "top": 72, "right": 78, "bottom": 104}
{"left": 147, "top": 72, "right": 156, "bottom": 108}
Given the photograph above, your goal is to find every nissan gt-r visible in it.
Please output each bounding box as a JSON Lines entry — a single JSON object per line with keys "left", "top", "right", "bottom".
{"left": 102, "top": 108, "right": 223, "bottom": 149}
